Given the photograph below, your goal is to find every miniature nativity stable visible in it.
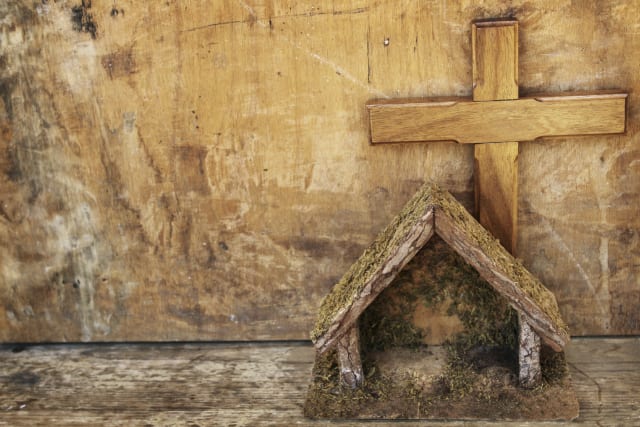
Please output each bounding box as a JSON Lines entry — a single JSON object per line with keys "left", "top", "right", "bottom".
{"left": 310, "top": 182, "right": 568, "bottom": 389}
{"left": 305, "top": 183, "right": 579, "bottom": 420}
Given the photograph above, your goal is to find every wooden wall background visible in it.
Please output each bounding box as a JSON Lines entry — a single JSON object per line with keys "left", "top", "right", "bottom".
{"left": 0, "top": 0, "right": 638, "bottom": 342}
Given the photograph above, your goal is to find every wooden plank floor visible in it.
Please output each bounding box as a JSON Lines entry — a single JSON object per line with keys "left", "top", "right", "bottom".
{"left": 0, "top": 338, "right": 638, "bottom": 426}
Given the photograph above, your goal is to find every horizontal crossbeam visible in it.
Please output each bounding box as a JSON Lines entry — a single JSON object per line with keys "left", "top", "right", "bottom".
{"left": 367, "top": 92, "right": 627, "bottom": 144}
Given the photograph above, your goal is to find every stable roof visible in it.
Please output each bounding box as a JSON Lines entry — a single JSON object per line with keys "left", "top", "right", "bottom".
{"left": 311, "top": 182, "right": 569, "bottom": 354}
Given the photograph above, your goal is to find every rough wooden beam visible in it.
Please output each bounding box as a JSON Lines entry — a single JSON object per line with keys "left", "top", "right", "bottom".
{"left": 336, "top": 324, "right": 363, "bottom": 389}
{"left": 518, "top": 312, "right": 542, "bottom": 388}
{"left": 366, "top": 93, "right": 627, "bottom": 144}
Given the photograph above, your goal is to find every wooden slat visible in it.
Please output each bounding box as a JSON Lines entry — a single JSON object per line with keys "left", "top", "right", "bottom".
{"left": 472, "top": 20, "right": 520, "bottom": 254}
{"left": 472, "top": 20, "right": 519, "bottom": 101}
{"left": 367, "top": 93, "right": 628, "bottom": 144}
{"left": 0, "top": 338, "right": 637, "bottom": 426}
{"left": 474, "top": 141, "right": 519, "bottom": 252}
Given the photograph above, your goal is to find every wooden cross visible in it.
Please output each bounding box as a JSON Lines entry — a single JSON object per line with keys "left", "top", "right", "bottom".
{"left": 367, "top": 19, "right": 627, "bottom": 255}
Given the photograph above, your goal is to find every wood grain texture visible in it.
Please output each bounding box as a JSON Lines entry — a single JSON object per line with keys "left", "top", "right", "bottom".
{"left": 0, "top": 1, "right": 638, "bottom": 342}
{"left": 367, "top": 94, "right": 627, "bottom": 144}
{"left": 472, "top": 20, "right": 520, "bottom": 255}
{"left": 475, "top": 141, "right": 519, "bottom": 253}
{"left": 0, "top": 338, "right": 638, "bottom": 426}
{"left": 472, "top": 20, "right": 519, "bottom": 101}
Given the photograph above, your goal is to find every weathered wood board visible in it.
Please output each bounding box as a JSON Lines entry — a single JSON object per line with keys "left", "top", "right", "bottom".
{"left": 0, "top": 1, "right": 638, "bottom": 342}
{"left": 0, "top": 338, "right": 638, "bottom": 426}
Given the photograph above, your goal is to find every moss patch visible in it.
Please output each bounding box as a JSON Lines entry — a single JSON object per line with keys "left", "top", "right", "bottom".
{"left": 358, "top": 235, "right": 517, "bottom": 352}
{"left": 417, "top": 236, "right": 518, "bottom": 349}
{"left": 359, "top": 275, "right": 424, "bottom": 352}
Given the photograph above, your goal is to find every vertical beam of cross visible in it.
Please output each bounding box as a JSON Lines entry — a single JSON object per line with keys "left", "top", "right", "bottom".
{"left": 472, "top": 20, "right": 519, "bottom": 254}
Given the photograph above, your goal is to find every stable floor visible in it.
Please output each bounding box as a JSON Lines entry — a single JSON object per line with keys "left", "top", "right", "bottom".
{"left": 0, "top": 338, "right": 638, "bottom": 426}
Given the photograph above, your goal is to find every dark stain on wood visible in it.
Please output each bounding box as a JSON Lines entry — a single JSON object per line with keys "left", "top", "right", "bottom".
{"left": 9, "top": 148, "right": 39, "bottom": 205}
{"left": 71, "top": 0, "right": 97, "bottom": 39}
{"left": 101, "top": 48, "right": 137, "bottom": 80}
{"left": 5, "top": 371, "right": 40, "bottom": 388}
{"left": 5, "top": 145, "right": 22, "bottom": 184}
{"left": 3, "top": 3, "right": 36, "bottom": 28}
{"left": 280, "top": 236, "right": 363, "bottom": 259}
{"left": 50, "top": 265, "right": 75, "bottom": 288}
{"left": 608, "top": 149, "right": 640, "bottom": 182}
{"left": 45, "top": 262, "right": 82, "bottom": 320}
{"left": 176, "top": 214, "right": 193, "bottom": 259}
{"left": 15, "top": 243, "right": 47, "bottom": 263}
{"left": 95, "top": 136, "right": 152, "bottom": 247}
{"left": 611, "top": 290, "right": 640, "bottom": 333}
{"left": 174, "top": 146, "right": 210, "bottom": 195}
{"left": 110, "top": 7, "right": 125, "bottom": 18}
{"left": 166, "top": 303, "right": 221, "bottom": 329}
{"left": 194, "top": 239, "right": 216, "bottom": 268}
{"left": 0, "top": 76, "right": 17, "bottom": 121}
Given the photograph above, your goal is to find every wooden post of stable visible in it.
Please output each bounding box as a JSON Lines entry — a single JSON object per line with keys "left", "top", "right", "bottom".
{"left": 336, "top": 324, "right": 363, "bottom": 389}
{"left": 518, "top": 312, "right": 542, "bottom": 388}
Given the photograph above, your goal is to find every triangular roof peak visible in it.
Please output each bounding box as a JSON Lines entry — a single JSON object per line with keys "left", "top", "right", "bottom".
{"left": 311, "top": 182, "right": 569, "bottom": 354}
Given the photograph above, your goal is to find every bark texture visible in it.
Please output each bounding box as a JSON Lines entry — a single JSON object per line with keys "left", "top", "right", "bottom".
{"left": 336, "top": 325, "right": 363, "bottom": 389}
{"left": 518, "top": 312, "right": 542, "bottom": 388}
